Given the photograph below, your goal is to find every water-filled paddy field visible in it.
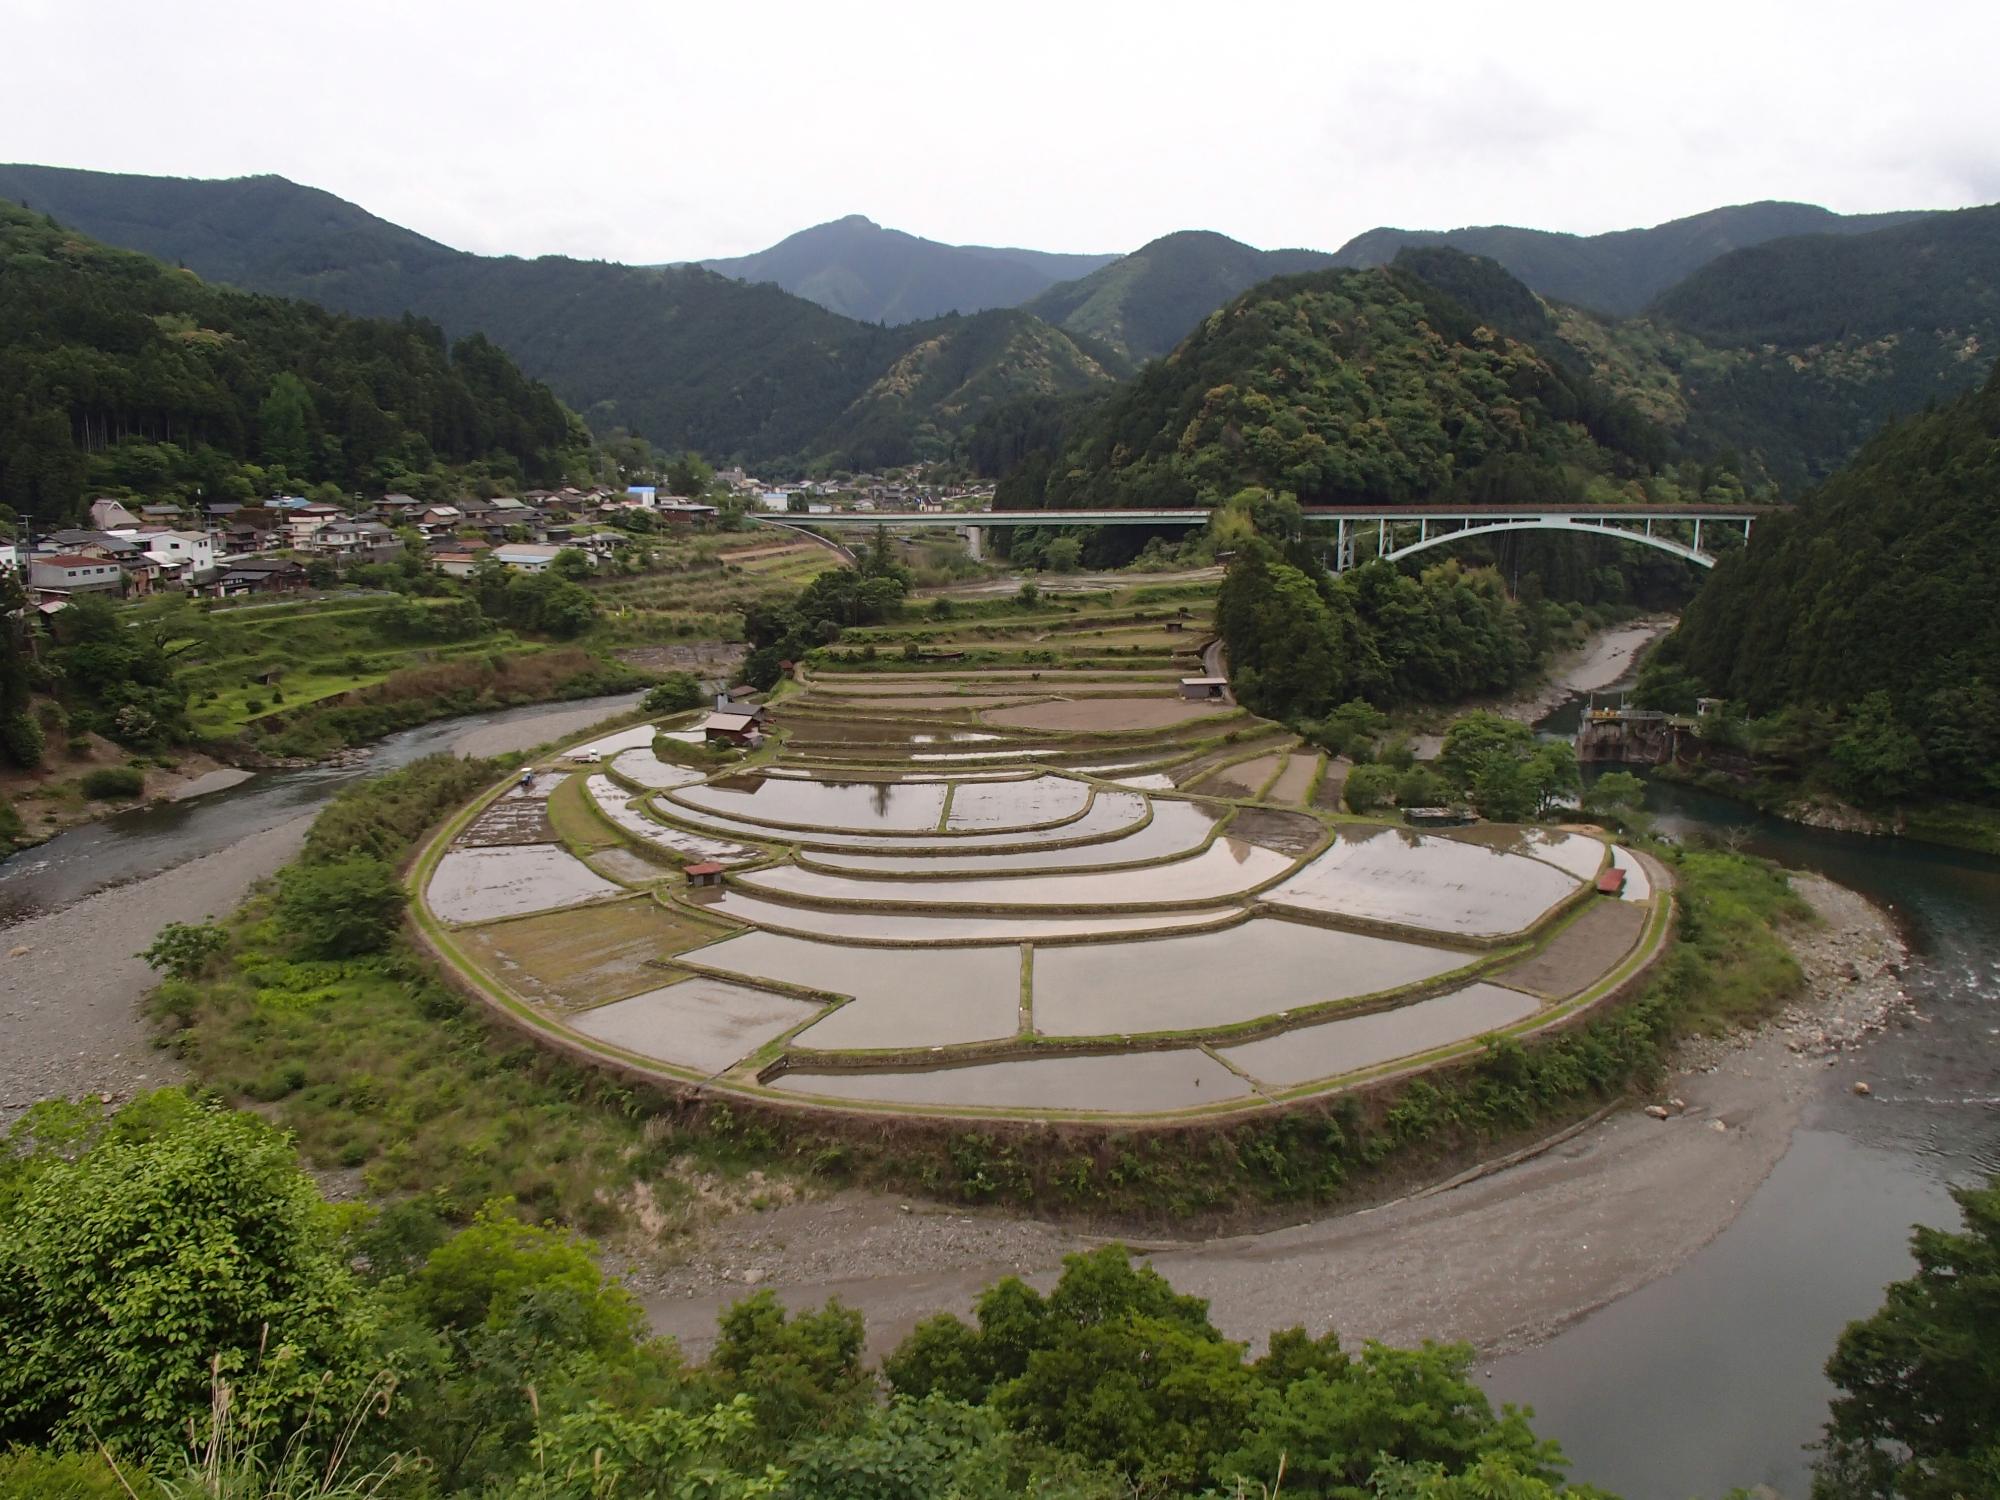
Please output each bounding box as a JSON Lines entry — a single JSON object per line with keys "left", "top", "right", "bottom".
{"left": 414, "top": 632, "right": 1671, "bottom": 1119}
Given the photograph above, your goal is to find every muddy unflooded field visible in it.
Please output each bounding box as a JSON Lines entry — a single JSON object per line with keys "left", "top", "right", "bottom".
{"left": 984, "top": 698, "right": 1236, "bottom": 732}
{"left": 1264, "top": 751, "right": 1322, "bottom": 804}
{"left": 458, "top": 899, "right": 714, "bottom": 1007}
{"left": 1494, "top": 900, "right": 1649, "bottom": 998}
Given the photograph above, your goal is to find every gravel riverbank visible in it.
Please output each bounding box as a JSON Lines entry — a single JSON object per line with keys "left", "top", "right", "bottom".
{"left": 0, "top": 699, "right": 642, "bottom": 1127}
{"left": 636, "top": 872, "right": 1906, "bottom": 1363}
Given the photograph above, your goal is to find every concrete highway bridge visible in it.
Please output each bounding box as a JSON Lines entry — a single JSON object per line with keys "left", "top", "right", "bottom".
{"left": 756, "top": 503, "right": 1769, "bottom": 569}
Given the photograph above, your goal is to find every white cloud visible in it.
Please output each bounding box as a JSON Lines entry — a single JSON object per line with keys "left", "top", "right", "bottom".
{"left": 6, "top": 0, "right": 1996, "bottom": 261}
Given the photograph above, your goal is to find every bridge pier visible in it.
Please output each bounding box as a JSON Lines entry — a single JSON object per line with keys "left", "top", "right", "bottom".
{"left": 962, "top": 524, "right": 984, "bottom": 562}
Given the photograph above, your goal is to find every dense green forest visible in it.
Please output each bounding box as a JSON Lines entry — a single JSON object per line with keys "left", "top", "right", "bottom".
{"left": 0, "top": 167, "right": 1122, "bottom": 471}
{"left": 1336, "top": 200, "right": 1926, "bottom": 317}
{"left": 1008, "top": 261, "right": 1666, "bottom": 511}
{"left": 0, "top": 202, "right": 589, "bottom": 524}
{"left": 1643, "top": 366, "right": 2000, "bottom": 807}
{"left": 1023, "top": 230, "right": 1339, "bottom": 362}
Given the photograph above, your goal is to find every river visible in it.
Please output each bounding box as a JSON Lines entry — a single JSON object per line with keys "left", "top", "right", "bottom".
{"left": 0, "top": 692, "right": 645, "bottom": 923}
{"left": 1481, "top": 709, "right": 2000, "bottom": 1499}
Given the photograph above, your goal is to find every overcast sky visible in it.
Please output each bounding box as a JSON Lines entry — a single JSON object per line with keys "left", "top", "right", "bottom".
{"left": 9, "top": 0, "right": 1997, "bottom": 262}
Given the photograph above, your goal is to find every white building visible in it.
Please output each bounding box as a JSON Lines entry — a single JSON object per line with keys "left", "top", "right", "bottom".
{"left": 493, "top": 542, "right": 565, "bottom": 573}
{"left": 144, "top": 530, "right": 216, "bottom": 575}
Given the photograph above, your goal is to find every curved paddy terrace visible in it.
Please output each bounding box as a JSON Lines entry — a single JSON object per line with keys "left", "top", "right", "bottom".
{"left": 411, "top": 670, "right": 1674, "bottom": 1122}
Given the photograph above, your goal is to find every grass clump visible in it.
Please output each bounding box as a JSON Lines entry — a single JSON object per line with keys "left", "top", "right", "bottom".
{"left": 79, "top": 765, "right": 146, "bottom": 800}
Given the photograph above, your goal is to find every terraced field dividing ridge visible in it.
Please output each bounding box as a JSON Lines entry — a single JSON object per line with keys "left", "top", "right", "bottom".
{"left": 410, "top": 583, "right": 1673, "bottom": 1123}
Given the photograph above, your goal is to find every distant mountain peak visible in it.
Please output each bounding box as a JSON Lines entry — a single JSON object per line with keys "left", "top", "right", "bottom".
{"left": 697, "top": 218, "right": 1120, "bottom": 324}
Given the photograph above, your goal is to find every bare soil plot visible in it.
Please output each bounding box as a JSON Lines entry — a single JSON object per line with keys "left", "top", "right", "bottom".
{"left": 457, "top": 794, "right": 557, "bottom": 846}
{"left": 1313, "top": 759, "right": 1351, "bottom": 810}
{"left": 1265, "top": 752, "right": 1322, "bottom": 805}
{"left": 1220, "top": 982, "right": 1541, "bottom": 1088}
{"left": 773, "top": 1049, "right": 1253, "bottom": 1112}
{"left": 1226, "top": 807, "right": 1325, "bottom": 857}
{"left": 571, "top": 978, "right": 821, "bottom": 1073}
{"left": 1195, "top": 752, "right": 1286, "bottom": 797}
{"left": 585, "top": 847, "right": 673, "bottom": 886}
{"left": 1490, "top": 899, "right": 1648, "bottom": 999}
{"left": 457, "top": 899, "right": 714, "bottom": 1007}
{"left": 985, "top": 698, "right": 1235, "bottom": 732}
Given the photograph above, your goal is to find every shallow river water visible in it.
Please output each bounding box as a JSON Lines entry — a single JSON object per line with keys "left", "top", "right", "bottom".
{"left": 1484, "top": 717, "right": 2000, "bottom": 1499}
{"left": 0, "top": 692, "right": 643, "bottom": 921}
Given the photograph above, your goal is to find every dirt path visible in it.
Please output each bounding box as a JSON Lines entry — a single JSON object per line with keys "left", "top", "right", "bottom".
{"left": 636, "top": 873, "right": 1905, "bottom": 1364}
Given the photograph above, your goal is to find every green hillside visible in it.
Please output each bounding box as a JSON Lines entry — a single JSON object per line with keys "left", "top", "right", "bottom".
{"left": 810, "top": 308, "right": 1124, "bottom": 469}
{"left": 1024, "top": 230, "right": 1337, "bottom": 361}
{"left": 698, "top": 213, "right": 1118, "bottom": 323}
{"left": 1012, "top": 262, "right": 1663, "bottom": 511}
{"left": 1336, "top": 200, "right": 1930, "bottom": 316}
{"left": 0, "top": 165, "right": 1118, "bottom": 468}
{"left": 0, "top": 202, "right": 587, "bottom": 524}
{"left": 1653, "top": 364, "right": 2000, "bottom": 807}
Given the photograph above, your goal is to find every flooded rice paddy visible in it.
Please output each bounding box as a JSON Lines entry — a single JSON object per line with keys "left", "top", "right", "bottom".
{"left": 773, "top": 1048, "right": 1254, "bottom": 1112}
{"left": 1030, "top": 919, "right": 1472, "bottom": 1036}
{"left": 572, "top": 978, "right": 820, "bottom": 1073}
{"left": 1218, "top": 982, "right": 1542, "bottom": 1087}
{"left": 1266, "top": 825, "right": 1585, "bottom": 939}
{"left": 428, "top": 843, "right": 624, "bottom": 924}
{"left": 421, "top": 661, "right": 1664, "bottom": 1113}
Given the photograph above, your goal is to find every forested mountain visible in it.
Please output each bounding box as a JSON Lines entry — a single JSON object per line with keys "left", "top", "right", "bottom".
{"left": 1006, "top": 261, "right": 1664, "bottom": 511}
{"left": 1334, "top": 201, "right": 1929, "bottom": 316}
{"left": 1024, "top": 231, "right": 1338, "bottom": 361}
{"left": 1649, "top": 203, "right": 2000, "bottom": 344}
{"left": 1651, "top": 364, "right": 2000, "bottom": 805}
{"left": 812, "top": 309, "right": 1122, "bottom": 470}
{"left": 0, "top": 165, "right": 1119, "bottom": 469}
{"left": 696, "top": 214, "right": 1118, "bottom": 323}
{"left": 0, "top": 203, "right": 588, "bottom": 525}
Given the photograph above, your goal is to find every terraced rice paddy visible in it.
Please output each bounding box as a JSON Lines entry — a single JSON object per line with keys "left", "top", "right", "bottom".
{"left": 417, "top": 586, "right": 1671, "bottom": 1121}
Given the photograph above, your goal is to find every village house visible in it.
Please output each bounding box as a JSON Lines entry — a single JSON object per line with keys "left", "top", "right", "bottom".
{"left": 88, "top": 497, "right": 142, "bottom": 530}
{"left": 143, "top": 530, "right": 216, "bottom": 578}
{"left": 310, "top": 518, "right": 396, "bottom": 555}
{"left": 29, "top": 554, "right": 126, "bottom": 602}
{"left": 492, "top": 542, "right": 565, "bottom": 573}
{"left": 284, "top": 503, "right": 345, "bottom": 548}
{"left": 212, "top": 557, "right": 309, "bottom": 597}
{"left": 431, "top": 546, "right": 491, "bottom": 578}
{"left": 699, "top": 711, "right": 763, "bottom": 749}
